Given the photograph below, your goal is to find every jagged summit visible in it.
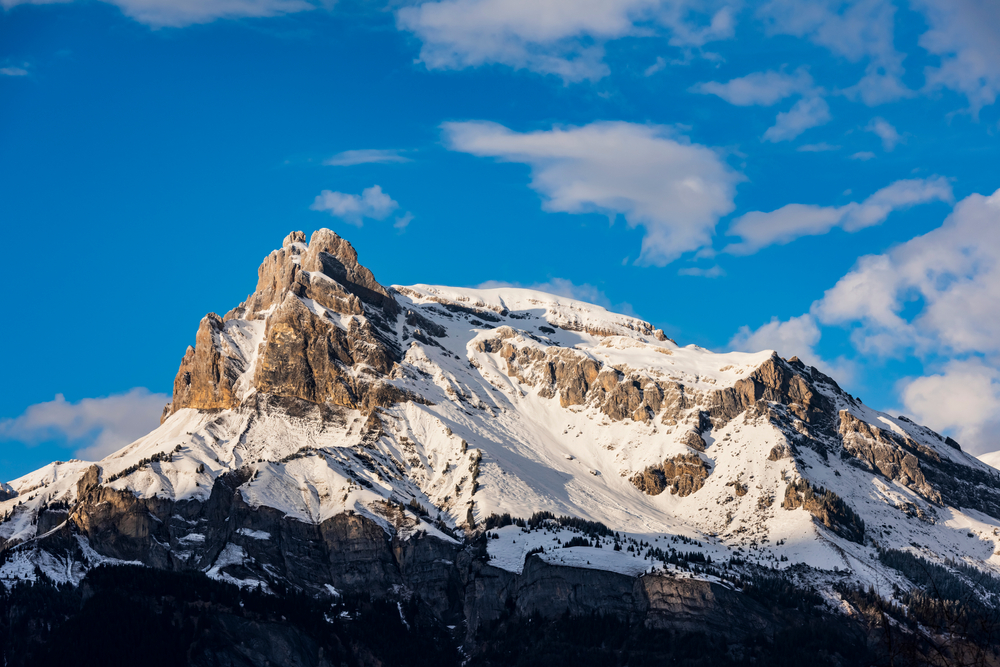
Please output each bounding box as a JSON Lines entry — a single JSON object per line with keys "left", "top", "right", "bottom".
{"left": 167, "top": 229, "right": 406, "bottom": 421}
{"left": 4, "top": 229, "right": 1000, "bottom": 637}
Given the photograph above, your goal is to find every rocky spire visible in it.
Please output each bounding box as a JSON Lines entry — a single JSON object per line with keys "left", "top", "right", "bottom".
{"left": 165, "top": 230, "right": 404, "bottom": 419}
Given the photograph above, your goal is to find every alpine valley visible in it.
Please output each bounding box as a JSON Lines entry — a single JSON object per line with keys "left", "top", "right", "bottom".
{"left": 3, "top": 230, "right": 1000, "bottom": 666}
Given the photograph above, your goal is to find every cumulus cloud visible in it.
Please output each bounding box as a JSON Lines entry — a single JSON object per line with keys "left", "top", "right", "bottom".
{"left": 443, "top": 120, "right": 743, "bottom": 265}
{"left": 692, "top": 67, "right": 814, "bottom": 106}
{"left": 913, "top": 0, "right": 1000, "bottom": 114}
{"left": 811, "top": 187, "right": 1000, "bottom": 453}
{"left": 900, "top": 359, "right": 1000, "bottom": 454}
{"left": 865, "top": 117, "right": 902, "bottom": 151}
{"left": 2, "top": 0, "right": 314, "bottom": 27}
{"left": 0, "top": 388, "right": 168, "bottom": 461}
{"left": 762, "top": 96, "right": 830, "bottom": 142}
{"left": 324, "top": 149, "right": 411, "bottom": 167}
{"left": 729, "top": 314, "right": 855, "bottom": 382}
{"left": 814, "top": 187, "right": 1000, "bottom": 357}
{"left": 727, "top": 189, "right": 1000, "bottom": 452}
{"left": 396, "top": 0, "right": 737, "bottom": 82}
{"left": 310, "top": 185, "right": 402, "bottom": 226}
{"left": 758, "top": 0, "right": 911, "bottom": 105}
{"left": 725, "top": 176, "right": 952, "bottom": 255}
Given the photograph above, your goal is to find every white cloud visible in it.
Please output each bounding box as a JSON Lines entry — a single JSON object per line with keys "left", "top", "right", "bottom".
{"left": 644, "top": 56, "right": 667, "bottom": 77}
{"left": 762, "top": 96, "right": 830, "bottom": 142}
{"left": 797, "top": 142, "right": 840, "bottom": 152}
{"left": 0, "top": 388, "right": 168, "bottom": 461}
{"left": 324, "top": 149, "right": 411, "bottom": 167}
{"left": 394, "top": 211, "right": 414, "bottom": 230}
{"left": 396, "top": 0, "right": 737, "bottom": 82}
{"left": 310, "top": 184, "right": 400, "bottom": 225}
{"left": 913, "top": 0, "right": 1000, "bottom": 114}
{"left": 812, "top": 188, "right": 1000, "bottom": 453}
{"left": 900, "top": 359, "right": 1000, "bottom": 454}
{"left": 814, "top": 187, "right": 1000, "bottom": 358}
{"left": 729, "top": 314, "right": 855, "bottom": 382}
{"left": 865, "top": 116, "right": 901, "bottom": 151}
{"left": 0, "top": 66, "right": 28, "bottom": 76}
{"left": 728, "top": 188, "right": 1000, "bottom": 452}
{"left": 1, "top": 0, "right": 314, "bottom": 27}
{"left": 677, "top": 264, "right": 725, "bottom": 277}
{"left": 725, "top": 177, "right": 953, "bottom": 254}
{"left": 443, "top": 120, "right": 743, "bottom": 265}
{"left": 692, "top": 67, "right": 814, "bottom": 106}
{"left": 850, "top": 151, "right": 876, "bottom": 161}
{"left": 758, "top": 0, "right": 910, "bottom": 105}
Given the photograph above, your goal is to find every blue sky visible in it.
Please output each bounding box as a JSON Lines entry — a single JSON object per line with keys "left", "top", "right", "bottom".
{"left": 3, "top": 0, "right": 1000, "bottom": 480}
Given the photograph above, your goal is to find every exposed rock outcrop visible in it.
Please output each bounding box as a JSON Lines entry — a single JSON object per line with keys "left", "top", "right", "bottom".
{"left": 782, "top": 479, "right": 865, "bottom": 544}
{"left": 167, "top": 230, "right": 408, "bottom": 419}
{"left": 168, "top": 313, "right": 244, "bottom": 417}
{"left": 631, "top": 453, "right": 710, "bottom": 497}
{"left": 708, "top": 354, "right": 834, "bottom": 429}
{"left": 838, "top": 411, "right": 941, "bottom": 504}
{"left": 254, "top": 293, "right": 405, "bottom": 412}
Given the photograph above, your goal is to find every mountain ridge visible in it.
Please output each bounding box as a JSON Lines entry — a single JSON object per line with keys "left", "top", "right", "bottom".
{"left": 3, "top": 228, "right": 1000, "bottom": 664}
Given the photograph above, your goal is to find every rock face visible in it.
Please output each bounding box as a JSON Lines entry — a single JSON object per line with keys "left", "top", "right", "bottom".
{"left": 168, "top": 229, "right": 404, "bottom": 419}
{"left": 631, "top": 453, "right": 710, "bottom": 497}
{"left": 838, "top": 411, "right": 940, "bottom": 504}
{"left": 708, "top": 354, "right": 836, "bottom": 430}
{"left": 253, "top": 293, "right": 406, "bottom": 412}
{"left": 781, "top": 479, "right": 866, "bottom": 544}
{"left": 168, "top": 313, "right": 244, "bottom": 416}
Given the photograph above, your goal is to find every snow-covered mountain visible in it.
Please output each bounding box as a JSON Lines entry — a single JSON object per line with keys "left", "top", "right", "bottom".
{"left": 4, "top": 229, "right": 1000, "bottom": 654}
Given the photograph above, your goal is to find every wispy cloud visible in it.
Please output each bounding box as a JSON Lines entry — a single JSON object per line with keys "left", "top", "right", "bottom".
{"left": 678, "top": 265, "right": 725, "bottom": 277}
{"left": 0, "top": 388, "right": 168, "bottom": 462}
{"left": 763, "top": 96, "right": 831, "bottom": 142}
{"left": 865, "top": 117, "right": 902, "bottom": 151}
{"left": 643, "top": 56, "right": 666, "bottom": 77}
{"left": 0, "top": 66, "right": 28, "bottom": 76}
{"left": 850, "top": 151, "right": 876, "bottom": 161}
{"left": 692, "top": 67, "right": 814, "bottom": 106}
{"left": 725, "top": 176, "right": 953, "bottom": 255}
{"left": 2, "top": 0, "right": 316, "bottom": 27}
{"left": 758, "top": 0, "right": 911, "bottom": 105}
{"left": 396, "top": 0, "right": 736, "bottom": 82}
{"left": 324, "top": 148, "right": 411, "bottom": 166}
{"left": 913, "top": 0, "right": 1000, "bottom": 114}
{"left": 797, "top": 142, "right": 840, "bottom": 152}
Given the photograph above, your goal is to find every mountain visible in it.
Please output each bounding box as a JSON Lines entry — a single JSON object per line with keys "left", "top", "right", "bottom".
{"left": 3, "top": 229, "right": 1000, "bottom": 666}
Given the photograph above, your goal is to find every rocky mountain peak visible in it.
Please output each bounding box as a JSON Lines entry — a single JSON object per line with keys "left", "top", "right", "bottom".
{"left": 7, "top": 227, "right": 1000, "bottom": 665}
{"left": 234, "top": 229, "right": 398, "bottom": 321}
{"left": 165, "top": 229, "right": 405, "bottom": 419}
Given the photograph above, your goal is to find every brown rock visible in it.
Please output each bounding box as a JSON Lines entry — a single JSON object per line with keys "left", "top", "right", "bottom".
{"left": 301, "top": 229, "right": 399, "bottom": 315}
{"left": 168, "top": 313, "right": 243, "bottom": 418}
{"left": 838, "top": 411, "right": 941, "bottom": 503}
{"left": 631, "top": 453, "right": 710, "bottom": 497}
